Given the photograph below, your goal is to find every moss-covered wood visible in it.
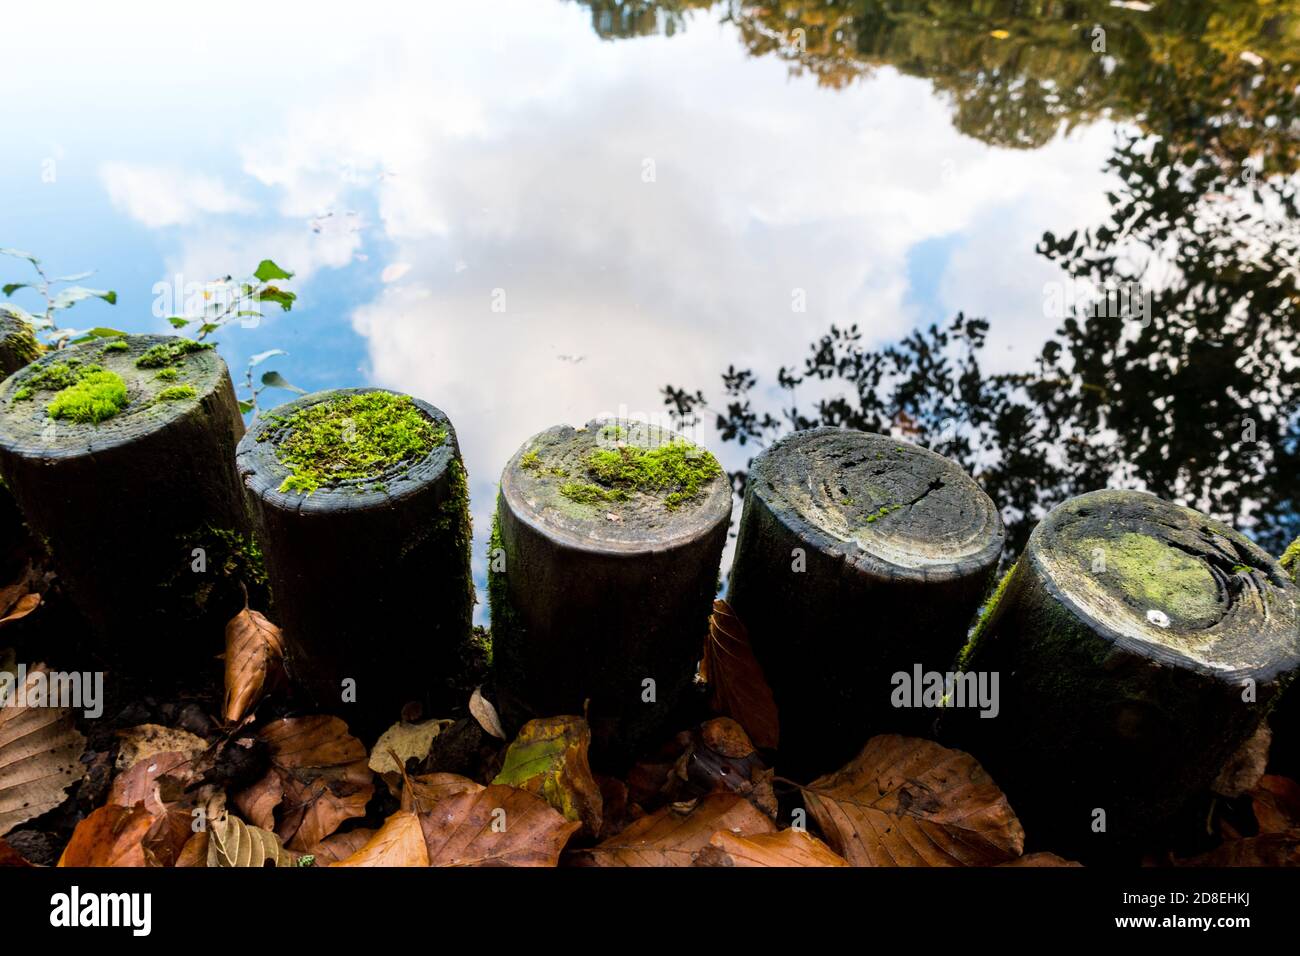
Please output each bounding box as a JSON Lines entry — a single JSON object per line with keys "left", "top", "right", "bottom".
{"left": 491, "top": 419, "right": 731, "bottom": 765}
{"left": 943, "top": 489, "right": 1300, "bottom": 862}
{"left": 1269, "top": 536, "right": 1300, "bottom": 779}
{"left": 0, "top": 314, "right": 41, "bottom": 378}
{"left": 236, "top": 387, "right": 473, "bottom": 731}
{"left": 0, "top": 334, "right": 249, "bottom": 658}
{"left": 726, "top": 427, "right": 1004, "bottom": 777}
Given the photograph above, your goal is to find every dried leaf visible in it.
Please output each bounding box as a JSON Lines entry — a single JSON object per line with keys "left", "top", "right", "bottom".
{"left": 236, "top": 716, "right": 374, "bottom": 852}
{"left": 419, "top": 784, "right": 579, "bottom": 866}
{"left": 108, "top": 751, "right": 206, "bottom": 867}
{"left": 695, "top": 828, "right": 849, "bottom": 867}
{"left": 207, "top": 805, "right": 296, "bottom": 868}
{"left": 673, "top": 718, "right": 777, "bottom": 818}
{"left": 1251, "top": 775, "right": 1300, "bottom": 834}
{"left": 312, "top": 828, "right": 376, "bottom": 863}
{"left": 702, "top": 600, "right": 779, "bottom": 749}
{"left": 1000, "top": 852, "right": 1082, "bottom": 867}
{"left": 58, "top": 804, "right": 153, "bottom": 867}
{"left": 469, "top": 687, "right": 506, "bottom": 739}
{"left": 0, "top": 837, "right": 33, "bottom": 867}
{"left": 1179, "top": 833, "right": 1300, "bottom": 867}
{"left": 0, "top": 593, "right": 39, "bottom": 625}
{"left": 802, "top": 735, "right": 1025, "bottom": 866}
{"left": 493, "top": 716, "right": 603, "bottom": 836}
{"left": 401, "top": 773, "right": 484, "bottom": 813}
{"left": 369, "top": 718, "right": 451, "bottom": 776}
{"left": 576, "top": 793, "right": 776, "bottom": 867}
{"left": 114, "top": 723, "right": 207, "bottom": 771}
{"left": 223, "top": 607, "right": 285, "bottom": 722}
{"left": 1212, "top": 723, "right": 1271, "bottom": 798}
{"left": 331, "top": 811, "right": 429, "bottom": 867}
{"left": 0, "top": 663, "right": 87, "bottom": 836}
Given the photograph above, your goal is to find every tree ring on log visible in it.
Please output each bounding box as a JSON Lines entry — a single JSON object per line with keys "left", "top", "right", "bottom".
{"left": 0, "top": 314, "right": 41, "bottom": 378}
{"left": 747, "top": 426, "right": 1004, "bottom": 581}
{"left": 1027, "top": 489, "right": 1298, "bottom": 682}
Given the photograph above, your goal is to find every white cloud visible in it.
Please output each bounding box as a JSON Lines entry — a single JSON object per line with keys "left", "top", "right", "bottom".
{"left": 100, "top": 163, "right": 255, "bottom": 228}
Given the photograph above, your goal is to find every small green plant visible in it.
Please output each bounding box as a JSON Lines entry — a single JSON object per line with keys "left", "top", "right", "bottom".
{"left": 155, "top": 384, "right": 197, "bottom": 402}
{"left": 558, "top": 438, "right": 722, "bottom": 509}
{"left": 1, "top": 248, "right": 119, "bottom": 349}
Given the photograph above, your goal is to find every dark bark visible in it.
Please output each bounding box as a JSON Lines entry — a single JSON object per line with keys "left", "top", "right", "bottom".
{"left": 727, "top": 427, "right": 1004, "bottom": 778}
{"left": 0, "top": 335, "right": 249, "bottom": 664}
{"left": 943, "top": 489, "right": 1300, "bottom": 862}
{"left": 237, "top": 388, "right": 473, "bottom": 735}
{"left": 490, "top": 420, "right": 731, "bottom": 766}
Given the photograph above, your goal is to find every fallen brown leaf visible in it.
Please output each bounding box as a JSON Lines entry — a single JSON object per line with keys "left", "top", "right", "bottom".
{"left": 311, "top": 828, "right": 376, "bottom": 863}
{"left": 493, "top": 716, "right": 603, "bottom": 836}
{"left": 1179, "top": 833, "right": 1300, "bottom": 867}
{"left": 58, "top": 804, "right": 153, "bottom": 867}
{"left": 223, "top": 607, "right": 285, "bottom": 723}
{"left": 695, "top": 828, "right": 848, "bottom": 867}
{"left": 1251, "top": 775, "right": 1300, "bottom": 834}
{"left": 0, "top": 592, "right": 39, "bottom": 625}
{"left": 0, "top": 662, "right": 87, "bottom": 836}
{"left": 332, "top": 811, "right": 429, "bottom": 867}
{"left": 235, "top": 716, "right": 374, "bottom": 853}
{"left": 673, "top": 718, "right": 777, "bottom": 818}
{"left": 702, "top": 600, "right": 779, "bottom": 749}
{"left": 469, "top": 687, "right": 506, "bottom": 739}
{"left": 999, "top": 852, "right": 1082, "bottom": 867}
{"left": 419, "top": 784, "right": 579, "bottom": 866}
{"left": 0, "top": 837, "right": 33, "bottom": 867}
{"left": 369, "top": 717, "right": 451, "bottom": 776}
{"left": 113, "top": 723, "right": 207, "bottom": 771}
{"left": 801, "top": 734, "right": 1025, "bottom": 866}
{"left": 207, "top": 803, "right": 296, "bottom": 868}
{"left": 576, "top": 792, "right": 776, "bottom": 867}
{"left": 401, "top": 773, "right": 484, "bottom": 813}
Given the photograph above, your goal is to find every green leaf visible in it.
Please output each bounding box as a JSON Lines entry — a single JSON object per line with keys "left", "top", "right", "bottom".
{"left": 0, "top": 249, "right": 39, "bottom": 264}
{"left": 248, "top": 349, "right": 287, "bottom": 367}
{"left": 167, "top": 316, "right": 191, "bottom": 328}
{"left": 253, "top": 260, "right": 294, "bottom": 282}
{"left": 261, "top": 371, "right": 306, "bottom": 393}
{"left": 50, "top": 287, "right": 117, "bottom": 310}
{"left": 238, "top": 400, "right": 255, "bottom": 415}
{"left": 198, "top": 323, "right": 220, "bottom": 335}
{"left": 2, "top": 283, "right": 28, "bottom": 297}
{"left": 52, "top": 270, "right": 94, "bottom": 282}
{"left": 255, "top": 287, "right": 296, "bottom": 312}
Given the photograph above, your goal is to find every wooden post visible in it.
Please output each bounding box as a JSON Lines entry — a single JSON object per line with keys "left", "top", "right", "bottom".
{"left": 491, "top": 419, "right": 731, "bottom": 765}
{"left": 0, "top": 315, "right": 41, "bottom": 556}
{"left": 236, "top": 387, "right": 473, "bottom": 731}
{"left": 0, "top": 334, "right": 250, "bottom": 658}
{"left": 0, "top": 314, "right": 41, "bottom": 378}
{"left": 1269, "top": 537, "right": 1300, "bottom": 779}
{"left": 943, "top": 489, "right": 1300, "bottom": 862}
{"left": 726, "top": 427, "right": 1004, "bottom": 776}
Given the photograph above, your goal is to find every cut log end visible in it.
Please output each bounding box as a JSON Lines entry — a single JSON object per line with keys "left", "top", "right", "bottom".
{"left": 501, "top": 419, "right": 732, "bottom": 553}
{"left": 0, "top": 334, "right": 228, "bottom": 458}
{"left": 1029, "top": 489, "right": 1299, "bottom": 681}
{"left": 749, "top": 427, "right": 1004, "bottom": 579}
{"left": 236, "top": 387, "right": 458, "bottom": 513}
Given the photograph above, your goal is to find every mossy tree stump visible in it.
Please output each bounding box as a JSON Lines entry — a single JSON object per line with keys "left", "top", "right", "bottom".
{"left": 491, "top": 419, "right": 731, "bottom": 765}
{"left": 1268, "top": 537, "right": 1300, "bottom": 779}
{"left": 0, "top": 334, "right": 250, "bottom": 657}
{"left": 943, "top": 490, "right": 1300, "bottom": 861}
{"left": 727, "top": 427, "right": 1004, "bottom": 776}
{"left": 0, "top": 314, "right": 41, "bottom": 378}
{"left": 236, "top": 387, "right": 473, "bottom": 730}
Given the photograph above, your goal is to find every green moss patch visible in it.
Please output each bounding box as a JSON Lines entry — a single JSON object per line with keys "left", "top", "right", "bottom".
{"left": 135, "top": 338, "right": 213, "bottom": 369}
{"left": 1078, "top": 531, "right": 1219, "bottom": 622}
{"left": 264, "top": 391, "right": 446, "bottom": 494}
{"left": 46, "top": 368, "right": 128, "bottom": 423}
{"left": 155, "top": 384, "right": 197, "bottom": 403}
{"left": 558, "top": 439, "right": 722, "bottom": 510}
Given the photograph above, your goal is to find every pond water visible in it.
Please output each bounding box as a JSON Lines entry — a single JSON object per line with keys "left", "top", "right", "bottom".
{"left": 4, "top": 1, "right": 1297, "bottom": 617}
